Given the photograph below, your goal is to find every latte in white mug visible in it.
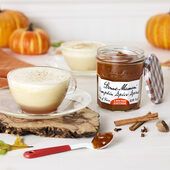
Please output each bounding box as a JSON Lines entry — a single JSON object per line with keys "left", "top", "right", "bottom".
{"left": 7, "top": 66, "right": 76, "bottom": 114}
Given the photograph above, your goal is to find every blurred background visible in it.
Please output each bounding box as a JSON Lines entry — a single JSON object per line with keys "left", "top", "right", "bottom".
{"left": 2, "top": 0, "right": 170, "bottom": 43}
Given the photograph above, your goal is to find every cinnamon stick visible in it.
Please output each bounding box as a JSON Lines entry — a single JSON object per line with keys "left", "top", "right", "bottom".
{"left": 129, "top": 112, "right": 151, "bottom": 131}
{"left": 129, "top": 121, "right": 145, "bottom": 131}
{"left": 114, "top": 113, "right": 158, "bottom": 126}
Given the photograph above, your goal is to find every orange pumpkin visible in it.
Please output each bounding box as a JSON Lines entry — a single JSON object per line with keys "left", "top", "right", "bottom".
{"left": 146, "top": 12, "right": 170, "bottom": 49}
{"left": 9, "top": 23, "right": 50, "bottom": 55}
{"left": 0, "top": 9, "right": 29, "bottom": 48}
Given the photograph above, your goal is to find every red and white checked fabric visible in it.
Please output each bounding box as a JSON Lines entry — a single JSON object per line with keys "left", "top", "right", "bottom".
{"left": 144, "top": 54, "right": 164, "bottom": 104}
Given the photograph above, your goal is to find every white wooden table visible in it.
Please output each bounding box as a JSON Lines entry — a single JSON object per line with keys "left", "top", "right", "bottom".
{"left": 1, "top": 44, "right": 170, "bottom": 170}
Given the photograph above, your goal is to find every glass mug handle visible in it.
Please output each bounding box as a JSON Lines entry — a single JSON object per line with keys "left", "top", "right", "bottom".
{"left": 57, "top": 75, "right": 77, "bottom": 111}
{"left": 66, "top": 75, "right": 77, "bottom": 96}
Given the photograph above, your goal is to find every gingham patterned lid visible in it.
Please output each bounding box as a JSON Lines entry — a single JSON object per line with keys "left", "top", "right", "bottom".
{"left": 144, "top": 54, "right": 164, "bottom": 104}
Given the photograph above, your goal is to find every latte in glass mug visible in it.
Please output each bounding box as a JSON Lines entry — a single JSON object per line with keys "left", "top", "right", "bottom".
{"left": 7, "top": 66, "right": 76, "bottom": 114}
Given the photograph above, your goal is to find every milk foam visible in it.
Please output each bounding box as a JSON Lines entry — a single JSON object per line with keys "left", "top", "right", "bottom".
{"left": 69, "top": 42, "right": 102, "bottom": 50}
{"left": 62, "top": 41, "right": 104, "bottom": 52}
{"left": 7, "top": 67, "right": 70, "bottom": 88}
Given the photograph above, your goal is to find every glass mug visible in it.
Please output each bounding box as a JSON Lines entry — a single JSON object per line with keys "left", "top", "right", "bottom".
{"left": 97, "top": 46, "right": 145, "bottom": 111}
{"left": 7, "top": 66, "right": 77, "bottom": 114}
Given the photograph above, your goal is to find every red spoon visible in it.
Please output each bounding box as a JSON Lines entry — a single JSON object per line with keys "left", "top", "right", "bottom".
{"left": 24, "top": 132, "right": 113, "bottom": 159}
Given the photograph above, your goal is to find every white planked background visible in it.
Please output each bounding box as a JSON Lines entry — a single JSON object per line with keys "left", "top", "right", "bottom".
{"left": 1, "top": 0, "right": 170, "bottom": 43}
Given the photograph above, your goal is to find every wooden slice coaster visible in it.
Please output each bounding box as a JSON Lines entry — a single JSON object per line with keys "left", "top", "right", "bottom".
{"left": 161, "top": 60, "right": 170, "bottom": 68}
{"left": 0, "top": 107, "right": 100, "bottom": 138}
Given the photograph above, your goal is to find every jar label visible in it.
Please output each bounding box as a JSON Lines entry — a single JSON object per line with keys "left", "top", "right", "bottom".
{"left": 98, "top": 76, "right": 141, "bottom": 105}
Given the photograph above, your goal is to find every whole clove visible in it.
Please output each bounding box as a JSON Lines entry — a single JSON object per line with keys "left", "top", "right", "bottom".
{"left": 141, "top": 133, "right": 145, "bottom": 137}
{"left": 114, "top": 128, "right": 122, "bottom": 132}
{"left": 141, "top": 126, "right": 148, "bottom": 133}
{"left": 140, "top": 126, "right": 148, "bottom": 138}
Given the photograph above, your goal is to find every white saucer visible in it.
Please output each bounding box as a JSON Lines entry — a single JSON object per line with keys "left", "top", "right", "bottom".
{"left": 0, "top": 89, "right": 91, "bottom": 120}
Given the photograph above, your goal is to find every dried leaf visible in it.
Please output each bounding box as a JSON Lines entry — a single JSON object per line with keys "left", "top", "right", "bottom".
{"left": 0, "top": 149, "right": 8, "bottom": 155}
{"left": 0, "top": 140, "right": 11, "bottom": 155}
{"left": 0, "top": 137, "right": 32, "bottom": 155}
{"left": 11, "top": 136, "right": 28, "bottom": 150}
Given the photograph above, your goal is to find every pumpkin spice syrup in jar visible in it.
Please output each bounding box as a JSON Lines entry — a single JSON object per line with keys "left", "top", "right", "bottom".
{"left": 97, "top": 46, "right": 145, "bottom": 111}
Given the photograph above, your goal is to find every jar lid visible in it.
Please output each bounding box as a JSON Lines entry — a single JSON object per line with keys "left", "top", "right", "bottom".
{"left": 144, "top": 54, "right": 164, "bottom": 104}
{"left": 97, "top": 46, "right": 145, "bottom": 63}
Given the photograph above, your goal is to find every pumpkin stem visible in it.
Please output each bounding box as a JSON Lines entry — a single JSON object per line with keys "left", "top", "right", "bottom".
{"left": 27, "top": 23, "right": 34, "bottom": 31}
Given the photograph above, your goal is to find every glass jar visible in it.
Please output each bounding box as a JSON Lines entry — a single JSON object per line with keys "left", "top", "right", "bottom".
{"left": 97, "top": 46, "right": 145, "bottom": 111}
